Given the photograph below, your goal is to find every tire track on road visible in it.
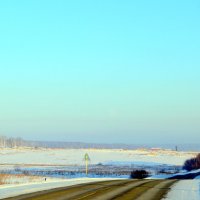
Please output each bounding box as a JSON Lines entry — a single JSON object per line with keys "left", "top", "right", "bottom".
{"left": 86, "top": 180, "right": 159, "bottom": 200}
{"left": 112, "top": 180, "right": 176, "bottom": 200}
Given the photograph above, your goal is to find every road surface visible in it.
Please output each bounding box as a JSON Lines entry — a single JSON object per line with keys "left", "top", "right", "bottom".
{"left": 3, "top": 179, "right": 176, "bottom": 200}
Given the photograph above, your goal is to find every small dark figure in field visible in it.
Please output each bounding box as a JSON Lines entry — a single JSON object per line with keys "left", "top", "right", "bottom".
{"left": 130, "top": 170, "right": 149, "bottom": 179}
{"left": 45, "top": 178, "right": 47, "bottom": 181}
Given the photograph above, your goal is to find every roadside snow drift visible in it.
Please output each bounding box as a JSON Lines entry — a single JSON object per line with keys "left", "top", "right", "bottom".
{"left": 163, "top": 180, "right": 200, "bottom": 200}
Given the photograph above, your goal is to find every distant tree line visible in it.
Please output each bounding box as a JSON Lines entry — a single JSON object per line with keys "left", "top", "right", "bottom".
{"left": 0, "top": 135, "right": 199, "bottom": 152}
{"left": 0, "top": 136, "right": 26, "bottom": 148}
{"left": 0, "top": 135, "right": 151, "bottom": 149}
{"left": 1, "top": 135, "right": 148, "bottom": 149}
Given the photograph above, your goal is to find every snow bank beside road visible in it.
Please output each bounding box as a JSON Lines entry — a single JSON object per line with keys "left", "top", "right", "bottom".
{"left": 163, "top": 180, "right": 200, "bottom": 200}
{"left": 0, "top": 178, "right": 116, "bottom": 199}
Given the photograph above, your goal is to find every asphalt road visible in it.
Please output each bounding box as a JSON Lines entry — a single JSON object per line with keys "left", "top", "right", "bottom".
{"left": 3, "top": 179, "right": 176, "bottom": 200}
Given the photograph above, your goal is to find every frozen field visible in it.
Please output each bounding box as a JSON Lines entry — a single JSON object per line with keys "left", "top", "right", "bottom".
{"left": 0, "top": 147, "right": 195, "bottom": 180}
{"left": 0, "top": 147, "right": 196, "bottom": 166}
{"left": 0, "top": 147, "right": 199, "bottom": 199}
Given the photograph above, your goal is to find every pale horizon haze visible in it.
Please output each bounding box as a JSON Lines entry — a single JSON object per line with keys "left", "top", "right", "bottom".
{"left": 0, "top": 0, "right": 200, "bottom": 144}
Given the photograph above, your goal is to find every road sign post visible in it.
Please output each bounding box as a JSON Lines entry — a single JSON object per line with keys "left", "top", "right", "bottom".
{"left": 84, "top": 153, "right": 90, "bottom": 176}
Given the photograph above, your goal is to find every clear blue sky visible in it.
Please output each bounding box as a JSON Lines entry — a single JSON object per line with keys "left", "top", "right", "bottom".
{"left": 0, "top": 0, "right": 199, "bottom": 144}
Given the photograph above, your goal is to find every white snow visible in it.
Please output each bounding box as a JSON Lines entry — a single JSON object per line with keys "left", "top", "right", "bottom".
{"left": 103, "top": 161, "right": 167, "bottom": 166}
{"left": 163, "top": 180, "right": 200, "bottom": 200}
{"left": 0, "top": 178, "right": 117, "bottom": 199}
{"left": 0, "top": 147, "right": 199, "bottom": 199}
{"left": 0, "top": 147, "right": 196, "bottom": 166}
{"left": 195, "top": 175, "right": 200, "bottom": 179}
{"left": 0, "top": 174, "right": 57, "bottom": 184}
{"left": 147, "top": 174, "right": 174, "bottom": 179}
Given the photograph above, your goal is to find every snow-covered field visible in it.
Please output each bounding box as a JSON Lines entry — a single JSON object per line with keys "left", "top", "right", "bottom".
{"left": 0, "top": 147, "right": 196, "bottom": 179}
{"left": 0, "top": 147, "right": 199, "bottom": 199}
{"left": 0, "top": 147, "right": 196, "bottom": 166}
{"left": 0, "top": 147, "right": 193, "bottom": 179}
{"left": 0, "top": 174, "right": 51, "bottom": 185}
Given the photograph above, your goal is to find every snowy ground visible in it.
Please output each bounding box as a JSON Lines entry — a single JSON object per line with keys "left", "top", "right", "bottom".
{"left": 163, "top": 180, "right": 200, "bottom": 200}
{"left": 0, "top": 147, "right": 199, "bottom": 199}
{"left": 0, "top": 147, "right": 196, "bottom": 166}
{"left": 0, "top": 178, "right": 116, "bottom": 199}
{"left": 0, "top": 174, "right": 55, "bottom": 184}
{"left": 0, "top": 147, "right": 191, "bottom": 179}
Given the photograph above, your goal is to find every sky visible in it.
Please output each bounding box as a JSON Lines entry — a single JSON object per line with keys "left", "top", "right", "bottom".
{"left": 0, "top": 0, "right": 199, "bottom": 144}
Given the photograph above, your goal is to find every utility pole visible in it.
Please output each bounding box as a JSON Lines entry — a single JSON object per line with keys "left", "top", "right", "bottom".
{"left": 84, "top": 153, "right": 90, "bottom": 176}
{"left": 175, "top": 146, "right": 178, "bottom": 151}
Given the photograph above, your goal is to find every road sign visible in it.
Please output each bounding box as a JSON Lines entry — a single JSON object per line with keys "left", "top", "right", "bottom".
{"left": 84, "top": 153, "right": 90, "bottom": 175}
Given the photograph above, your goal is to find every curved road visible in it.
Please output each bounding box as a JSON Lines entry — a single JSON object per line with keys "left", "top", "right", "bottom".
{"left": 3, "top": 179, "right": 176, "bottom": 200}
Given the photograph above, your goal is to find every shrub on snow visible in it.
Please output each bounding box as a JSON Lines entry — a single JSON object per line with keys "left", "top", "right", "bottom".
{"left": 130, "top": 170, "right": 149, "bottom": 179}
{"left": 183, "top": 153, "right": 200, "bottom": 171}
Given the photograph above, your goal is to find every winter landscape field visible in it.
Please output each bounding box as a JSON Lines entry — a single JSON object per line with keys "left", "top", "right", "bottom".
{"left": 1, "top": 0, "right": 200, "bottom": 199}
{"left": 0, "top": 147, "right": 200, "bottom": 199}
